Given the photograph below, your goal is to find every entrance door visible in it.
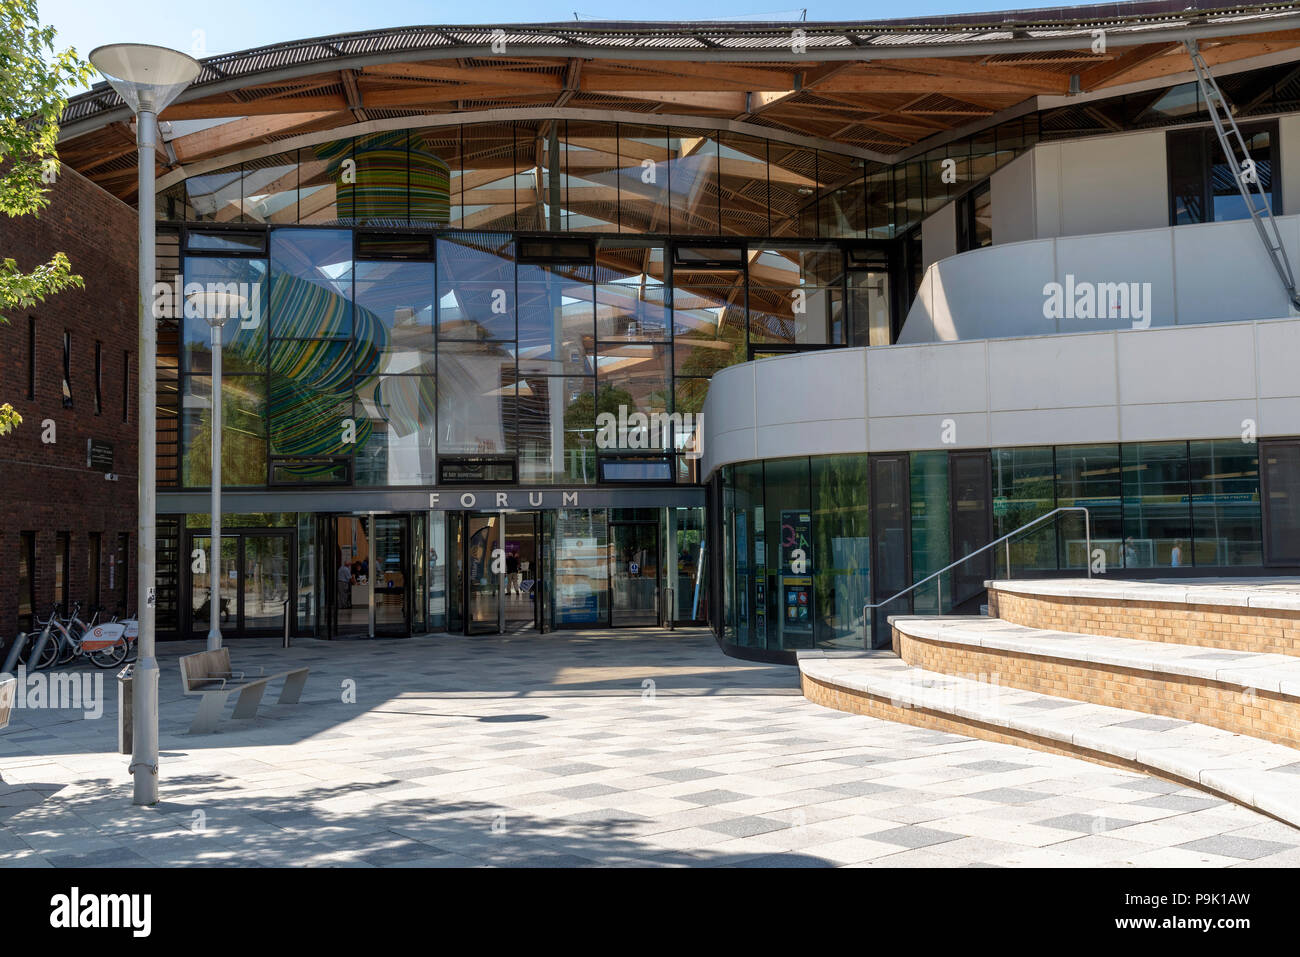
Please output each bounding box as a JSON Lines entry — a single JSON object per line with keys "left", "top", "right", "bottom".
{"left": 323, "top": 514, "right": 412, "bottom": 639}
{"left": 466, "top": 513, "right": 502, "bottom": 635}
{"left": 187, "top": 529, "right": 293, "bottom": 636}
{"left": 372, "top": 516, "right": 410, "bottom": 637}
{"left": 610, "top": 523, "right": 660, "bottom": 626}
{"left": 460, "top": 511, "right": 542, "bottom": 635}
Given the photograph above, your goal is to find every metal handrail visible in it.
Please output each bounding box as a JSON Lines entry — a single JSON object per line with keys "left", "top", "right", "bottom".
{"left": 863, "top": 506, "right": 1092, "bottom": 619}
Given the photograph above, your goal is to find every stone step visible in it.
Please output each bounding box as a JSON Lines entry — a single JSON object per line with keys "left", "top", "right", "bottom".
{"left": 798, "top": 651, "right": 1300, "bottom": 829}
{"left": 986, "top": 577, "right": 1300, "bottom": 657}
{"left": 891, "top": 615, "right": 1300, "bottom": 748}
{"left": 896, "top": 616, "right": 1300, "bottom": 696}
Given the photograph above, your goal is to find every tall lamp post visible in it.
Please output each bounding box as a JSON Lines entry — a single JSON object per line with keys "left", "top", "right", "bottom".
{"left": 90, "top": 43, "right": 201, "bottom": 806}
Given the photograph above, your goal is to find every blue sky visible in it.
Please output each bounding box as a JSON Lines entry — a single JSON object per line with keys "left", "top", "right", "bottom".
{"left": 41, "top": 0, "right": 1084, "bottom": 62}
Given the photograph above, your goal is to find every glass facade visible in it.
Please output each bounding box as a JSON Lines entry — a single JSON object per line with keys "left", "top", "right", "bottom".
{"left": 720, "top": 439, "right": 1266, "bottom": 656}
{"left": 158, "top": 118, "right": 1040, "bottom": 242}
{"left": 161, "top": 223, "right": 904, "bottom": 491}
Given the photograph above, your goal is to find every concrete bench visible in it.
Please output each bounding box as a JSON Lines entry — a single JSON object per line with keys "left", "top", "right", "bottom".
{"left": 179, "top": 648, "right": 308, "bottom": 734}
{"left": 0, "top": 674, "right": 15, "bottom": 731}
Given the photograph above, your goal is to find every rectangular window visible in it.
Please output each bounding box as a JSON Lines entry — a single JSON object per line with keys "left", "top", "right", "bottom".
{"left": 1261, "top": 439, "right": 1300, "bottom": 565}
{"left": 55, "top": 532, "right": 70, "bottom": 611}
{"left": 94, "top": 341, "right": 103, "bottom": 414}
{"left": 88, "top": 532, "right": 101, "bottom": 610}
{"left": 1190, "top": 439, "right": 1262, "bottom": 566}
{"left": 956, "top": 180, "right": 992, "bottom": 252}
{"left": 61, "top": 330, "right": 72, "bottom": 408}
{"left": 17, "top": 531, "right": 36, "bottom": 632}
{"left": 122, "top": 351, "right": 130, "bottom": 422}
{"left": 1167, "top": 121, "right": 1280, "bottom": 225}
{"left": 26, "top": 317, "right": 35, "bottom": 399}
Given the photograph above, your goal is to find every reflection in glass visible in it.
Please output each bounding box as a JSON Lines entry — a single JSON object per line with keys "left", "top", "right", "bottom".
{"left": 182, "top": 375, "right": 268, "bottom": 487}
{"left": 595, "top": 242, "right": 669, "bottom": 341}
{"left": 1191, "top": 439, "right": 1262, "bottom": 566}
{"left": 355, "top": 260, "right": 435, "bottom": 375}
{"left": 353, "top": 374, "right": 436, "bottom": 486}
{"left": 269, "top": 229, "right": 353, "bottom": 338}
{"left": 436, "top": 339, "right": 516, "bottom": 454}
{"left": 812, "top": 454, "right": 870, "bottom": 648}
{"left": 1121, "top": 441, "right": 1191, "bottom": 567}
{"left": 268, "top": 338, "right": 354, "bottom": 457}
{"left": 667, "top": 129, "right": 720, "bottom": 235}
{"left": 240, "top": 151, "right": 300, "bottom": 224}
{"left": 516, "top": 261, "right": 596, "bottom": 374}
{"left": 518, "top": 376, "right": 596, "bottom": 485}
{"left": 436, "top": 233, "right": 515, "bottom": 340}
{"left": 183, "top": 256, "right": 268, "bottom": 374}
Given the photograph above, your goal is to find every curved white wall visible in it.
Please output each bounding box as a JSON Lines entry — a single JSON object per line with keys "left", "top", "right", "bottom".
{"left": 701, "top": 317, "right": 1300, "bottom": 477}
{"left": 900, "top": 213, "right": 1300, "bottom": 344}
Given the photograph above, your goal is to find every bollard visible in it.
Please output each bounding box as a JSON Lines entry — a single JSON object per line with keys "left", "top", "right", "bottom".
{"left": 282, "top": 597, "right": 292, "bottom": 649}
{"left": 2, "top": 632, "right": 25, "bottom": 676}
{"left": 117, "top": 664, "right": 134, "bottom": 755}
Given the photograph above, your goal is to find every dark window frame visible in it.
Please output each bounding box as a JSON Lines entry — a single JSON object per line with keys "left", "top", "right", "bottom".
{"left": 1166, "top": 119, "right": 1282, "bottom": 226}
{"left": 94, "top": 340, "right": 103, "bottom": 415}
{"left": 18, "top": 531, "right": 36, "bottom": 632}
{"left": 61, "top": 330, "right": 72, "bottom": 408}
{"left": 26, "top": 317, "right": 36, "bottom": 399}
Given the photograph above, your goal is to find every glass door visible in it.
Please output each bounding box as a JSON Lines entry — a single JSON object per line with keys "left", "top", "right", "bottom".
{"left": 188, "top": 533, "right": 237, "bottom": 635}
{"left": 373, "top": 516, "right": 410, "bottom": 637}
{"left": 466, "top": 513, "right": 502, "bottom": 634}
{"left": 503, "top": 512, "right": 538, "bottom": 632}
{"left": 241, "top": 533, "right": 292, "bottom": 633}
{"left": 333, "top": 516, "right": 371, "bottom": 637}
{"left": 610, "top": 523, "right": 660, "bottom": 626}
{"left": 869, "top": 454, "right": 911, "bottom": 648}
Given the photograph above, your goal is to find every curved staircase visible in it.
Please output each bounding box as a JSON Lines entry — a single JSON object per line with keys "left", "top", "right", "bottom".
{"left": 800, "top": 578, "right": 1300, "bottom": 828}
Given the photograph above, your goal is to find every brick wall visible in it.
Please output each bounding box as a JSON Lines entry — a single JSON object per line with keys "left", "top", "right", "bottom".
{"left": 0, "top": 163, "right": 138, "bottom": 639}
{"left": 987, "top": 588, "right": 1300, "bottom": 657}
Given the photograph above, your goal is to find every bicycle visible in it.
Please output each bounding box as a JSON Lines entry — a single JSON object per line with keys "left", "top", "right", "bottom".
{"left": 32, "top": 602, "right": 130, "bottom": 670}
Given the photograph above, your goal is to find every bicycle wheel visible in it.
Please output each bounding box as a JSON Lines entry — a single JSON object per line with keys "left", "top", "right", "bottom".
{"left": 89, "top": 641, "right": 129, "bottom": 669}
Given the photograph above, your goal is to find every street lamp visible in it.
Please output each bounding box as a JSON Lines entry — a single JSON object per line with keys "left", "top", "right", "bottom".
{"left": 187, "top": 288, "right": 248, "bottom": 652}
{"left": 90, "top": 43, "right": 201, "bottom": 807}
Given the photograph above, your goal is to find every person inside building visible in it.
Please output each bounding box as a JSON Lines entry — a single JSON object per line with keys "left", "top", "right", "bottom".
{"left": 338, "top": 559, "right": 353, "bottom": 609}
{"left": 506, "top": 552, "right": 520, "bottom": 595}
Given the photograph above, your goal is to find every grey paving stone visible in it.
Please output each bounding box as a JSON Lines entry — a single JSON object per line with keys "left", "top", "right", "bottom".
{"left": 1177, "top": 835, "right": 1295, "bottom": 860}
{"left": 649, "top": 768, "right": 723, "bottom": 783}
{"left": 675, "top": 789, "right": 752, "bottom": 806}
{"left": 549, "top": 783, "right": 625, "bottom": 799}
{"left": 958, "top": 760, "right": 1036, "bottom": 773}
{"left": 869, "top": 825, "right": 964, "bottom": 849}
{"left": 1038, "top": 813, "right": 1132, "bottom": 833}
{"left": 968, "top": 787, "right": 1052, "bottom": 804}
{"left": 701, "top": 815, "right": 791, "bottom": 838}
{"left": 824, "top": 781, "right": 899, "bottom": 797}
{"left": 1132, "top": 794, "right": 1226, "bottom": 813}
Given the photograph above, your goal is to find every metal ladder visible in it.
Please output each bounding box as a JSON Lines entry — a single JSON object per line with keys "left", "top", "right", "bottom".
{"left": 1185, "top": 39, "right": 1300, "bottom": 310}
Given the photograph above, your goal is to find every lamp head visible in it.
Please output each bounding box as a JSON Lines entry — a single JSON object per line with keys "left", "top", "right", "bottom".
{"left": 89, "top": 43, "right": 201, "bottom": 115}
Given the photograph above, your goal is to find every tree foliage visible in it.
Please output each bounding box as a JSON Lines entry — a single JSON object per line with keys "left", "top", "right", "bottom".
{"left": 0, "top": 0, "right": 94, "bottom": 433}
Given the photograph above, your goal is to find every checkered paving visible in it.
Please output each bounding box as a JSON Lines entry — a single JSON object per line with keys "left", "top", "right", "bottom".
{"left": 1, "top": 630, "right": 1297, "bottom": 867}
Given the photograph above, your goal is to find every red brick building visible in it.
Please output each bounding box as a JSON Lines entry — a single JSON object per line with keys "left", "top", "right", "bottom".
{"left": 0, "top": 163, "right": 138, "bottom": 639}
